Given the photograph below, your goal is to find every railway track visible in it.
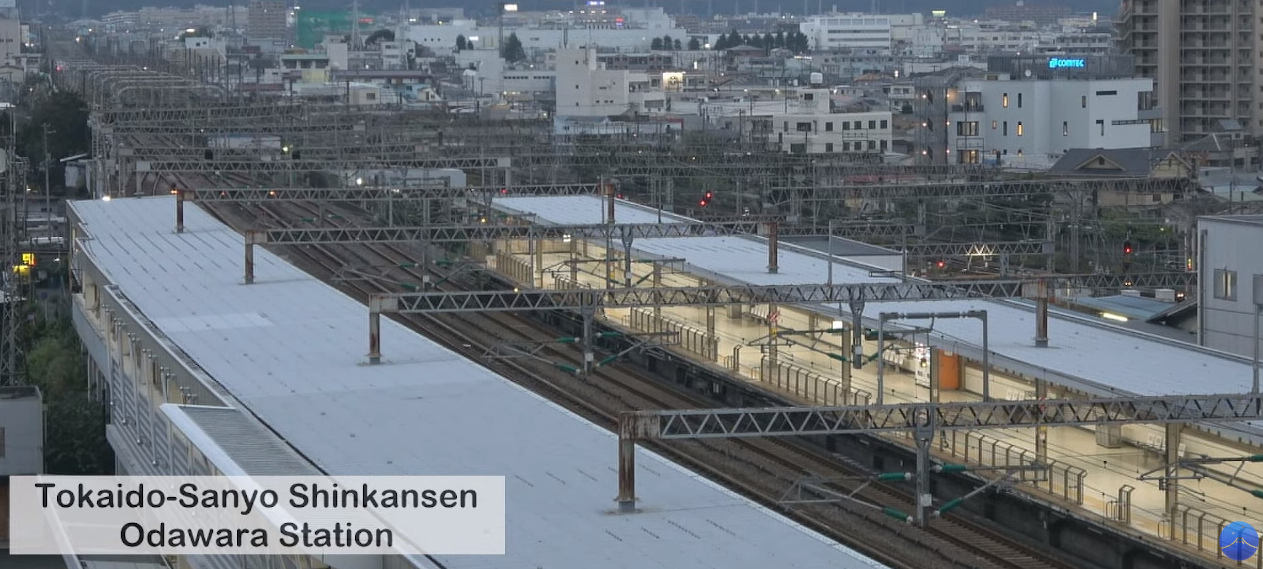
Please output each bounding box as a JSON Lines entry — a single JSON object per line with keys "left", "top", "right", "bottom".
{"left": 204, "top": 197, "right": 1083, "bottom": 569}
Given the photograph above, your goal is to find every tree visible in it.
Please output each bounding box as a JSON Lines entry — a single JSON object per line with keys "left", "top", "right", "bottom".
{"left": 456, "top": 34, "right": 468, "bottom": 51}
{"left": 651, "top": 37, "right": 664, "bottom": 50}
{"left": 774, "top": 31, "right": 785, "bottom": 48}
{"left": 23, "top": 317, "right": 113, "bottom": 475}
{"left": 662, "top": 35, "right": 673, "bottom": 50}
{"left": 17, "top": 91, "right": 89, "bottom": 193}
{"left": 364, "top": 29, "right": 395, "bottom": 45}
{"left": 673, "top": 39, "right": 682, "bottom": 50}
{"left": 502, "top": 32, "right": 526, "bottom": 63}
{"left": 714, "top": 34, "right": 729, "bottom": 50}
{"left": 727, "top": 30, "right": 742, "bottom": 47}
{"left": 688, "top": 37, "right": 701, "bottom": 50}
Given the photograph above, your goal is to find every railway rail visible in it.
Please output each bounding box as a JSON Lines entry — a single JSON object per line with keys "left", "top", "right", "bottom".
{"left": 201, "top": 197, "right": 1083, "bottom": 569}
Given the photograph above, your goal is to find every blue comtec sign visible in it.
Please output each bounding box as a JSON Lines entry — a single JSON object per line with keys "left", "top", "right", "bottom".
{"left": 1049, "top": 58, "right": 1086, "bottom": 69}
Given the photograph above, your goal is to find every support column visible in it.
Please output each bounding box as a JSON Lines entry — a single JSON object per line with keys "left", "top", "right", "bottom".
{"left": 1164, "top": 423, "right": 1182, "bottom": 539}
{"left": 981, "top": 311, "right": 991, "bottom": 402}
{"left": 652, "top": 264, "right": 662, "bottom": 319}
{"left": 621, "top": 230, "right": 634, "bottom": 289}
{"left": 849, "top": 301, "right": 865, "bottom": 369}
{"left": 1035, "top": 280, "right": 1050, "bottom": 348}
{"left": 1035, "top": 376, "right": 1048, "bottom": 466}
{"left": 876, "top": 315, "right": 887, "bottom": 405}
{"left": 535, "top": 233, "right": 545, "bottom": 289}
{"left": 243, "top": 232, "right": 259, "bottom": 285}
{"left": 913, "top": 409, "right": 935, "bottom": 527}
{"left": 569, "top": 238, "right": 578, "bottom": 286}
{"left": 706, "top": 306, "right": 716, "bottom": 362}
{"left": 766, "top": 222, "right": 779, "bottom": 274}
{"left": 581, "top": 304, "right": 595, "bottom": 374}
{"left": 616, "top": 418, "right": 637, "bottom": 513}
{"left": 368, "top": 310, "right": 381, "bottom": 365}
{"left": 838, "top": 321, "right": 852, "bottom": 396}
{"left": 928, "top": 348, "right": 941, "bottom": 404}
{"left": 175, "top": 190, "right": 185, "bottom": 233}
{"left": 767, "top": 303, "right": 779, "bottom": 368}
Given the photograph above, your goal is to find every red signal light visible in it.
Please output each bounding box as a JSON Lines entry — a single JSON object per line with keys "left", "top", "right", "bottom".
{"left": 936, "top": 261, "right": 945, "bottom": 268}
{"left": 699, "top": 199, "right": 708, "bottom": 207}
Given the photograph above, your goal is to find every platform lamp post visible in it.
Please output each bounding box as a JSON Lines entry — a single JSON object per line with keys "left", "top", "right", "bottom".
{"left": 1253, "top": 274, "right": 1263, "bottom": 394}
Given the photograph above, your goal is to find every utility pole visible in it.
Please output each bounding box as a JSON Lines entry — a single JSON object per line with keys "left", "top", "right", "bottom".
{"left": 42, "top": 123, "right": 52, "bottom": 218}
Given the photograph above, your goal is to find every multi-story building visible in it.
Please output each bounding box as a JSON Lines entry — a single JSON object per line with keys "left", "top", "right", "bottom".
{"left": 799, "top": 13, "right": 897, "bottom": 54}
{"left": 937, "top": 55, "right": 1162, "bottom": 166}
{"left": 1197, "top": 215, "right": 1263, "bottom": 359}
{"left": 0, "top": 0, "right": 20, "bottom": 66}
{"left": 408, "top": 8, "right": 684, "bottom": 56}
{"left": 703, "top": 88, "right": 893, "bottom": 154}
{"left": 246, "top": 0, "right": 287, "bottom": 42}
{"left": 1116, "top": 0, "right": 1258, "bottom": 142}
{"left": 555, "top": 47, "right": 665, "bottom": 116}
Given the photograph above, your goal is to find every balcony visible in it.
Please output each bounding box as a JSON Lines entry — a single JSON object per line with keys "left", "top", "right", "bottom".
{"left": 950, "top": 104, "right": 984, "bottom": 113}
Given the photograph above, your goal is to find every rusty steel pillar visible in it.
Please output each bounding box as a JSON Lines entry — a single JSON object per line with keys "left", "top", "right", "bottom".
{"left": 605, "top": 181, "right": 616, "bottom": 224}
{"left": 243, "top": 230, "right": 266, "bottom": 284}
{"left": 368, "top": 310, "right": 382, "bottom": 365}
{"left": 616, "top": 415, "right": 638, "bottom": 513}
{"left": 766, "top": 222, "right": 779, "bottom": 274}
{"left": 175, "top": 190, "right": 185, "bottom": 233}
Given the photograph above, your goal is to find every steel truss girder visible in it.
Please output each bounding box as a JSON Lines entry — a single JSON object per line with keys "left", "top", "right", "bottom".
{"left": 902, "top": 241, "right": 1051, "bottom": 258}
{"left": 620, "top": 394, "right": 1263, "bottom": 440}
{"left": 766, "top": 176, "right": 1193, "bottom": 202}
{"left": 185, "top": 184, "right": 602, "bottom": 201}
{"left": 246, "top": 222, "right": 762, "bottom": 245}
{"left": 135, "top": 156, "right": 505, "bottom": 172}
{"left": 369, "top": 282, "right": 1025, "bottom": 313}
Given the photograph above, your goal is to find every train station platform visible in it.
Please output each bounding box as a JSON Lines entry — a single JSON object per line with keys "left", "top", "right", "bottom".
{"left": 65, "top": 195, "right": 889, "bottom": 569}
{"left": 490, "top": 194, "right": 1263, "bottom": 565}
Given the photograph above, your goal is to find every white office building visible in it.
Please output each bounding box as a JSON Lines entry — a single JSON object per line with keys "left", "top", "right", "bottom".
{"left": 702, "top": 88, "right": 893, "bottom": 154}
{"left": 556, "top": 47, "right": 665, "bottom": 116}
{"left": 800, "top": 14, "right": 897, "bottom": 55}
{"left": 945, "top": 55, "right": 1162, "bottom": 165}
{"left": 1197, "top": 215, "right": 1263, "bottom": 360}
{"left": 407, "top": 8, "right": 684, "bottom": 56}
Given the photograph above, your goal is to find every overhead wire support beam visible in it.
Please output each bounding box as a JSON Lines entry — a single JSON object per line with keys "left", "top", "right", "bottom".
{"left": 613, "top": 394, "right": 1263, "bottom": 513}
{"left": 182, "top": 184, "right": 604, "bottom": 202}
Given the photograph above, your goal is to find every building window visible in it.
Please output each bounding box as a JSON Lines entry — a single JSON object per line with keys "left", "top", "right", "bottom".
{"left": 842, "top": 121, "right": 851, "bottom": 130}
{"left": 1003, "top": 121, "right": 1008, "bottom": 136}
{"left": 843, "top": 141, "right": 851, "bottom": 151}
{"left": 1081, "top": 95, "right": 1087, "bottom": 108}
{"left": 880, "top": 119, "right": 888, "bottom": 129}
{"left": 1017, "top": 93, "right": 1023, "bottom": 108}
{"left": 1215, "top": 269, "right": 1238, "bottom": 300}
{"left": 826, "top": 142, "right": 834, "bottom": 152}
{"left": 1002, "top": 93, "right": 1009, "bottom": 108}
{"left": 992, "top": 120, "right": 998, "bottom": 129}
{"left": 1097, "top": 119, "right": 1105, "bottom": 136}
{"left": 957, "top": 121, "right": 979, "bottom": 136}
{"left": 853, "top": 121, "right": 861, "bottom": 129}
{"left": 1063, "top": 121, "right": 1069, "bottom": 136}
{"left": 868, "top": 120, "right": 876, "bottom": 129}
{"left": 1016, "top": 122, "right": 1023, "bottom": 136}
{"left": 868, "top": 140, "right": 876, "bottom": 150}
{"left": 825, "top": 122, "right": 834, "bottom": 131}
{"left": 880, "top": 139, "right": 888, "bottom": 151}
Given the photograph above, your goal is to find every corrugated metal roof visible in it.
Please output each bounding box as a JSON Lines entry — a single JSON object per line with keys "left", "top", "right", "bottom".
{"left": 172, "top": 405, "right": 321, "bottom": 476}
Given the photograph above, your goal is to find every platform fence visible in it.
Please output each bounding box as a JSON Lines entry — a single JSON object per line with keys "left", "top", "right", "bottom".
{"left": 945, "top": 430, "right": 1086, "bottom": 505}
{"left": 759, "top": 355, "right": 871, "bottom": 407}
{"left": 624, "top": 307, "right": 719, "bottom": 362}
{"left": 493, "top": 251, "right": 533, "bottom": 286}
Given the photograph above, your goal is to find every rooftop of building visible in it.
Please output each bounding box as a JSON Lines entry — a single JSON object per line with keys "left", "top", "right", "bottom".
{"left": 69, "top": 195, "right": 887, "bottom": 569}
{"left": 0, "top": 385, "right": 39, "bottom": 400}
{"left": 1199, "top": 214, "right": 1263, "bottom": 226}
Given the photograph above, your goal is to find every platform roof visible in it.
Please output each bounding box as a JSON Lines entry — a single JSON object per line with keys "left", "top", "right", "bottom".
{"left": 70, "top": 196, "right": 886, "bottom": 569}
{"left": 495, "top": 196, "right": 1262, "bottom": 426}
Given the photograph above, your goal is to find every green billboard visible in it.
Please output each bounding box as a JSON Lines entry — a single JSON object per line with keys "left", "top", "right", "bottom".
{"left": 296, "top": 11, "right": 354, "bottom": 49}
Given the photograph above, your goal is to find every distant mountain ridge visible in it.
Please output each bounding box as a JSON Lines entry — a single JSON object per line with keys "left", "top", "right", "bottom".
{"left": 58, "top": 0, "right": 1116, "bottom": 20}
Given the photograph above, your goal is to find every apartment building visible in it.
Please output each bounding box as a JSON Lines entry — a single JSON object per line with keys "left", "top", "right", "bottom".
{"left": 1116, "top": 0, "right": 1258, "bottom": 142}
{"left": 246, "top": 0, "right": 287, "bottom": 42}
{"left": 943, "top": 55, "right": 1162, "bottom": 166}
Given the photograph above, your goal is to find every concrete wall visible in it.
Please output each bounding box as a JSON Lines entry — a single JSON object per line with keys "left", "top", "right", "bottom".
{"left": 0, "top": 387, "right": 42, "bottom": 476}
{"left": 1198, "top": 217, "right": 1263, "bottom": 358}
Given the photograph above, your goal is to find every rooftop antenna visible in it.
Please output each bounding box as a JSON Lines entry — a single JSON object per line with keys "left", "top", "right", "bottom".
{"left": 228, "top": 0, "right": 237, "bottom": 33}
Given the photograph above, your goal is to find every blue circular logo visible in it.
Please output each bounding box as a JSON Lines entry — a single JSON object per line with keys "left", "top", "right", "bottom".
{"left": 1221, "top": 521, "right": 1259, "bottom": 561}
